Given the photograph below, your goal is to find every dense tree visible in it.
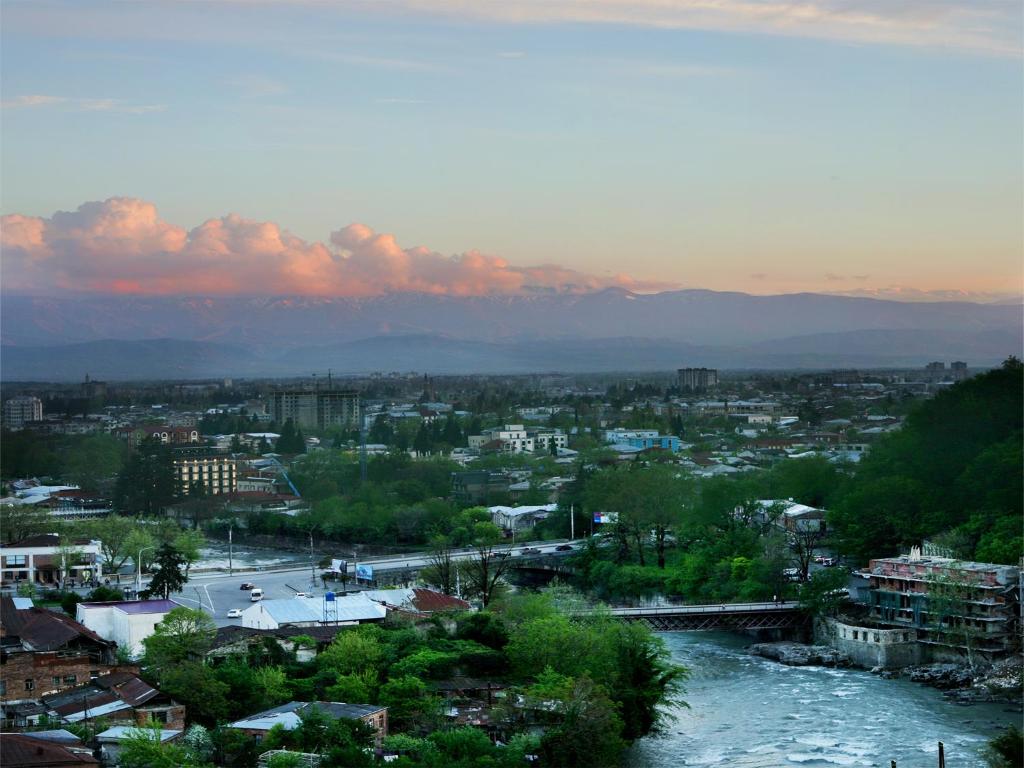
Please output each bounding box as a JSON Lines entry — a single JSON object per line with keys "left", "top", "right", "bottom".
{"left": 114, "top": 437, "right": 177, "bottom": 515}
{"left": 461, "top": 522, "right": 512, "bottom": 608}
{"left": 143, "top": 543, "right": 188, "bottom": 599}
{"left": 142, "top": 606, "right": 217, "bottom": 674}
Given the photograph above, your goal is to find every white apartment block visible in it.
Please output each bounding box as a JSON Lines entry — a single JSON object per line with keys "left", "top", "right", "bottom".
{"left": 2, "top": 396, "right": 43, "bottom": 429}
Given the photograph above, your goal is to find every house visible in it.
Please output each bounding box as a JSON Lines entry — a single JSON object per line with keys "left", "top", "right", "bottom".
{"left": 747, "top": 500, "right": 826, "bottom": 533}
{"left": 488, "top": 504, "right": 558, "bottom": 535}
{"left": 863, "top": 553, "right": 1020, "bottom": 659}
{"left": 41, "top": 671, "right": 185, "bottom": 729}
{"left": 1, "top": 534, "right": 102, "bottom": 587}
{"left": 76, "top": 600, "right": 185, "bottom": 659}
{"left": 228, "top": 701, "right": 388, "bottom": 748}
{"left": 358, "top": 588, "right": 471, "bottom": 617}
{"left": 0, "top": 597, "right": 117, "bottom": 723}
{"left": 96, "top": 726, "right": 182, "bottom": 765}
{"left": 240, "top": 593, "right": 386, "bottom": 631}
{"left": 451, "top": 471, "right": 510, "bottom": 504}
{"left": 0, "top": 733, "right": 99, "bottom": 767}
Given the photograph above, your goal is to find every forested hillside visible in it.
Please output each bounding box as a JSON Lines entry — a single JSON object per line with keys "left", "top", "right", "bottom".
{"left": 829, "top": 357, "right": 1022, "bottom": 564}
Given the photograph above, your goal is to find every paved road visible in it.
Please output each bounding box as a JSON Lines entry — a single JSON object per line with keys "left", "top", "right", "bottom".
{"left": 164, "top": 538, "right": 578, "bottom": 626}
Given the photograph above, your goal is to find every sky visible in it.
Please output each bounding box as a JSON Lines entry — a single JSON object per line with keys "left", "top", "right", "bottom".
{"left": 1, "top": 0, "right": 1021, "bottom": 300}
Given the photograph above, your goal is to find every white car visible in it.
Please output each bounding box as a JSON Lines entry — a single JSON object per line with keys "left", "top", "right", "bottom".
{"left": 294, "top": 592, "right": 311, "bottom": 598}
{"left": 226, "top": 608, "right": 243, "bottom": 619}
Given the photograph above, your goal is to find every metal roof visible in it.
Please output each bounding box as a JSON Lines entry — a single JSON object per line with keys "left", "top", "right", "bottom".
{"left": 96, "top": 727, "right": 181, "bottom": 742}
{"left": 229, "top": 701, "right": 384, "bottom": 732}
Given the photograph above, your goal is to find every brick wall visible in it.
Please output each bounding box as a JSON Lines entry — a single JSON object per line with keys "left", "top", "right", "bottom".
{"left": 0, "top": 652, "right": 100, "bottom": 702}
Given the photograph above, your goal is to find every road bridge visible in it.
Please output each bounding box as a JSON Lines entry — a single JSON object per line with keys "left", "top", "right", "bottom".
{"left": 593, "top": 601, "right": 806, "bottom": 632}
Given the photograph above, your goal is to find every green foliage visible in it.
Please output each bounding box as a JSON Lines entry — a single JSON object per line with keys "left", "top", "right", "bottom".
{"left": 379, "top": 675, "right": 438, "bottom": 732}
{"left": 275, "top": 419, "right": 306, "bottom": 454}
{"left": 799, "top": 569, "right": 850, "bottom": 618}
{"left": 114, "top": 437, "right": 177, "bottom": 515}
{"left": 60, "top": 591, "right": 83, "bottom": 616}
{"left": 118, "top": 725, "right": 200, "bottom": 768}
{"left": 143, "top": 607, "right": 217, "bottom": 672}
{"left": 318, "top": 626, "right": 384, "bottom": 677}
{"left": 984, "top": 725, "right": 1024, "bottom": 768}
{"left": 427, "top": 727, "right": 496, "bottom": 764}
{"left": 538, "top": 678, "right": 627, "bottom": 768}
{"left": 142, "top": 542, "right": 188, "bottom": 599}
{"left": 155, "top": 662, "right": 230, "bottom": 726}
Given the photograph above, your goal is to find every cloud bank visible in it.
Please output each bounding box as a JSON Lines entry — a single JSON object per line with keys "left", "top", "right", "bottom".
{"left": 1, "top": 198, "right": 673, "bottom": 297}
{"left": 358, "top": 0, "right": 1021, "bottom": 57}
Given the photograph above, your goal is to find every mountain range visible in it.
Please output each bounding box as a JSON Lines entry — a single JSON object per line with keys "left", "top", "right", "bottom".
{"left": 2, "top": 290, "right": 1020, "bottom": 380}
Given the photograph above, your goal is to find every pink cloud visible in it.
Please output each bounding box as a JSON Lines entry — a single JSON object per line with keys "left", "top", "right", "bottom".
{"left": 1, "top": 197, "right": 675, "bottom": 297}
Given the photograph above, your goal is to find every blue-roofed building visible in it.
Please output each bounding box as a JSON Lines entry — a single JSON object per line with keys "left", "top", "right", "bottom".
{"left": 613, "top": 435, "right": 681, "bottom": 453}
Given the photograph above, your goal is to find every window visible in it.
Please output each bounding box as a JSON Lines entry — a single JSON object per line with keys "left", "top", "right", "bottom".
{"left": 63, "top": 675, "right": 77, "bottom": 684}
{"left": 6, "top": 555, "right": 27, "bottom": 566}
{"left": 0, "top": 680, "right": 6, "bottom": 695}
{"left": 852, "top": 631, "right": 858, "bottom": 640}
{"left": 53, "top": 676, "right": 62, "bottom": 687}
{"left": 24, "top": 679, "right": 35, "bottom": 691}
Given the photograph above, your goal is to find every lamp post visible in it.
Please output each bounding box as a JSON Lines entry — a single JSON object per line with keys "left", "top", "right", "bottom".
{"left": 135, "top": 546, "right": 155, "bottom": 598}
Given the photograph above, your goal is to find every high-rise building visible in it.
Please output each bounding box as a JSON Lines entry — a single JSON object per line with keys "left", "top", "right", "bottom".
{"left": 950, "top": 361, "right": 969, "bottom": 382}
{"left": 677, "top": 367, "right": 719, "bottom": 392}
{"left": 2, "top": 396, "right": 43, "bottom": 429}
{"left": 270, "top": 389, "right": 360, "bottom": 431}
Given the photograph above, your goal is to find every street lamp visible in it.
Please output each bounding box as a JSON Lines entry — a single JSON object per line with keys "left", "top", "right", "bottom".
{"left": 135, "top": 546, "right": 156, "bottom": 598}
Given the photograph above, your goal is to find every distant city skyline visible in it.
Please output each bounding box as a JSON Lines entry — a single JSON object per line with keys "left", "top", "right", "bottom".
{"left": 1, "top": 1, "right": 1021, "bottom": 300}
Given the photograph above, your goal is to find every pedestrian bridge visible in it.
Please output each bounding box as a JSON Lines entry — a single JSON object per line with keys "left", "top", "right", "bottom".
{"left": 594, "top": 601, "right": 806, "bottom": 632}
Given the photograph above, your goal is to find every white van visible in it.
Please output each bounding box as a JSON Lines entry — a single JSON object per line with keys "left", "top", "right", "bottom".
{"left": 250, "top": 588, "right": 264, "bottom": 602}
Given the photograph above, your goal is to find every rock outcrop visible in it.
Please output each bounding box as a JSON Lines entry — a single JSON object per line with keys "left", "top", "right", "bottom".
{"left": 748, "top": 642, "right": 852, "bottom": 667}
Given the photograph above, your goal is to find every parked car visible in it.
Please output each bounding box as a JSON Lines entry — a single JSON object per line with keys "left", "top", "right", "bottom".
{"left": 821, "top": 557, "right": 838, "bottom": 567}
{"left": 555, "top": 544, "right": 574, "bottom": 552}
{"left": 294, "top": 592, "right": 310, "bottom": 598}
{"left": 783, "top": 568, "right": 801, "bottom": 582}
{"left": 226, "top": 608, "right": 243, "bottom": 618}
{"left": 240, "top": 582, "right": 255, "bottom": 590}
{"left": 494, "top": 551, "right": 512, "bottom": 558}
{"left": 520, "top": 547, "right": 542, "bottom": 555}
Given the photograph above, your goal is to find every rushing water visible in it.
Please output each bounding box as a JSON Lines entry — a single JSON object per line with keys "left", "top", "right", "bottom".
{"left": 629, "top": 632, "right": 1020, "bottom": 768}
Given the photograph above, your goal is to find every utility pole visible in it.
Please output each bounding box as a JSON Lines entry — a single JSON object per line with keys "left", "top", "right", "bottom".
{"left": 309, "top": 530, "right": 316, "bottom": 590}
{"left": 570, "top": 504, "right": 575, "bottom": 540}
{"left": 228, "top": 525, "right": 233, "bottom": 576}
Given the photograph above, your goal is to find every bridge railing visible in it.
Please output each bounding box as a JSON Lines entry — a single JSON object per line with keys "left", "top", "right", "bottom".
{"left": 591, "top": 601, "right": 801, "bottom": 617}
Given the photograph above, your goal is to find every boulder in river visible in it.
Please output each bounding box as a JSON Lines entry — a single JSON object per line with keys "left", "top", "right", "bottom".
{"left": 748, "top": 642, "right": 852, "bottom": 667}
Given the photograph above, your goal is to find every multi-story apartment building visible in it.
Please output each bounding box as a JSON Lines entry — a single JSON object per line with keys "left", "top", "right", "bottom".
{"left": 677, "top": 367, "right": 719, "bottom": 392}
{"left": 468, "top": 424, "right": 533, "bottom": 453}
{"left": 172, "top": 447, "right": 237, "bottom": 496}
{"left": 2, "top": 397, "right": 43, "bottom": 430}
{"left": 864, "top": 553, "right": 1020, "bottom": 659}
{"left": 270, "top": 389, "right": 359, "bottom": 431}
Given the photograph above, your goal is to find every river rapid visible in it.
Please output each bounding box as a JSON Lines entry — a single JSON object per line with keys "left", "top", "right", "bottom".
{"left": 629, "top": 632, "right": 1020, "bottom": 768}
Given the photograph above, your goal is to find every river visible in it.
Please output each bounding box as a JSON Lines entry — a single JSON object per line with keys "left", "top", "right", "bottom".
{"left": 629, "top": 632, "right": 1019, "bottom": 768}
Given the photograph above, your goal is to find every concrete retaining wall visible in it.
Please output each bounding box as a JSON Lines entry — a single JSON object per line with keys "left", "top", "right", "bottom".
{"left": 817, "top": 617, "right": 923, "bottom": 668}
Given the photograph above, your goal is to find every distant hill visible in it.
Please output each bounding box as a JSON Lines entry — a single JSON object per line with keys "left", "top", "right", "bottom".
{"left": 2, "top": 327, "right": 1019, "bottom": 380}
{"left": 3, "top": 290, "right": 1019, "bottom": 349}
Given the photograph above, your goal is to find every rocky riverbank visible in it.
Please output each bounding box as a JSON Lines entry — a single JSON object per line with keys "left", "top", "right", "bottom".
{"left": 872, "top": 657, "right": 1024, "bottom": 707}
{"left": 748, "top": 641, "right": 853, "bottom": 667}
{"left": 749, "top": 643, "right": 1022, "bottom": 709}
